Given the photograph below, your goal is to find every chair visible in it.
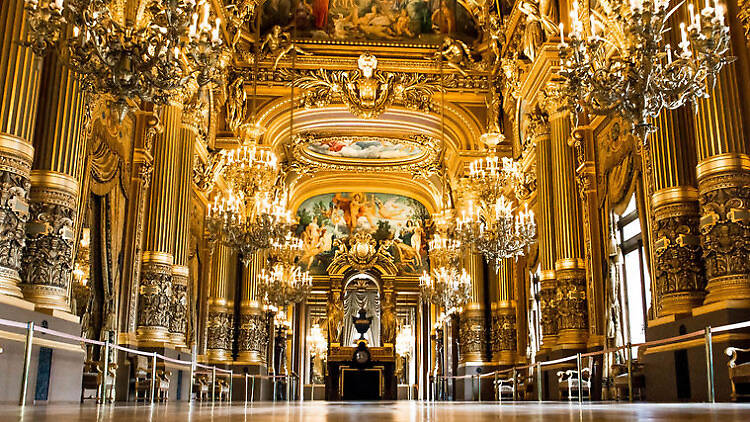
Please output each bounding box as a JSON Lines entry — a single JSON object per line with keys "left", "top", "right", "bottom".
{"left": 493, "top": 374, "right": 515, "bottom": 401}
{"left": 130, "top": 355, "right": 171, "bottom": 402}
{"left": 612, "top": 361, "right": 645, "bottom": 400}
{"left": 214, "top": 378, "right": 230, "bottom": 402}
{"left": 81, "top": 359, "right": 119, "bottom": 403}
{"left": 726, "top": 347, "right": 750, "bottom": 401}
{"left": 557, "top": 367, "right": 591, "bottom": 401}
{"left": 193, "top": 375, "right": 210, "bottom": 401}
{"left": 514, "top": 368, "right": 535, "bottom": 401}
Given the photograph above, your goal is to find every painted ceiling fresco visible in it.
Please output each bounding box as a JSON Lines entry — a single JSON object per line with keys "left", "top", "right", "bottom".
{"left": 261, "top": 0, "right": 478, "bottom": 43}
{"left": 296, "top": 192, "right": 431, "bottom": 274}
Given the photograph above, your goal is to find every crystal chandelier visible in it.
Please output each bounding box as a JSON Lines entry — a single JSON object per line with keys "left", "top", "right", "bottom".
{"left": 24, "top": 0, "right": 225, "bottom": 115}
{"left": 258, "top": 233, "right": 312, "bottom": 308}
{"left": 219, "top": 144, "right": 278, "bottom": 196}
{"left": 558, "top": 0, "right": 732, "bottom": 140}
{"left": 395, "top": 325, "right": 415, "bottom": 358}
{"left": 420, "top": 266, "right": 472, "bottom": 314}
{"left": 205, "top": 191, "right": 294, "bottom": 263}
{"left": 456, "top": 151, "right": 536, "bottom": 268}
{"left": 306, "top": 323, "right": 328, "bottom": 358}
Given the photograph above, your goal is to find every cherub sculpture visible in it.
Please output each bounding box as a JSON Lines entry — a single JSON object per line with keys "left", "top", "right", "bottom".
{"left": 261, "top": 25, "right": 312, "bottom": 70}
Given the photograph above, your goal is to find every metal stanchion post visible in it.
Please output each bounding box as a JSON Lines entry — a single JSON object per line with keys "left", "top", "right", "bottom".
{"left": 705, "top": 326, "right": 715, "bottom": 403}
{"left": 212, "top": 366, "right": 217, "bottom": 404}
{"left": 19, "top": 321, "right": 34, "bottom": 406}
{"left": 150, "top": 353, "right": 157, "bottom": 404}
{"left": 245, "top": 373, "right": 249, "bottom": 405}
{"left": 311, "top": 381, "right": 315, "bottom": 401}
{"left": 189, "top": 354, "right": 196, "bottom": 404}
{"left": 576, "top": 353, "right": 583, "bottom": 403}
{"left": 286, "top": 375, "right": 290, "bottom": 401}
{"left": 229, "top": 370, "right": 233, "bottom": 403}
{"left": 477, "top": 375, "right": 481, "bottom": 402}
{"left": 511, "top": 368, "right": 517, "bottom": 401}
{"left": 626, "top": 343, "right": 633, "bottom": 402}
{"left": 251, "top": 375, "right": 256, "bottom": 403}
{"left": 536, "top": 362, "right": 542, "bottom": 403}
{"left": 100, "top": 340, "right": 110, "bottom": 403}
{"left": 494, "top": 372, "right": 498, "bottom": 402}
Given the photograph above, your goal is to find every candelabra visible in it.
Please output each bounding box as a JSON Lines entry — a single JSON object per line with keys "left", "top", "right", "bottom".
{"left": 558, "top": 0, "right": 732, "bottom": 140}
{"left": 24, "top": 0, "right": 225, "bottom": 116}
{"left": 428, "top": 234, "right": 461, "bottom": 268}
{"left": 307, "top": 323, "right": 328, "bottom": 359}
{"left": 219, "top": 143, "right": 279, "bottom": 197}
{"left": 258, "top": 235, "right": 312, "bottom": 308}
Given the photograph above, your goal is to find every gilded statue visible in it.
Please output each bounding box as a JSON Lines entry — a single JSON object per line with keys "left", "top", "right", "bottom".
{"left": 327, "top": 290, "right": 344, "bottom": 344}
{"left": 380, "top": 291, "right": 396, "bottom": 345}
{"left": 518, "top": 0, "right": 557, "bottom": 62}
{"left": 431, "top": 37, "right": 474, "bottom": 76}
{"left": 226, "top": 76, "right": 246, "bottom": 133}
{"left": 261, "top": 25, "right": 312, "bottom": 70}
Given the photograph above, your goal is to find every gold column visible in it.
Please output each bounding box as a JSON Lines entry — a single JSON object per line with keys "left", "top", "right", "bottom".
{"left": 527, "top": 105, "right": 558, "bottom": 350}
{"left": 458, "top": 251, "right": 488, "bottom": 364}
{"left": 137, "top": 104, "right": 182, "bottom": 343}
{"left": 549, "top": 94, "right": 588, "bottom": 349}
{"left": 237, "top": 251, "right": 268, "bottom": 364}
{"left": 692, "top": 57, "right": 750, "bottom": 304}
{"left": 491, "top": 258, "right": 516, "bottom": 365}
{"left": 169, "top": 114, "right": 197, "bottom": 348}
{"left": 649, "top": 108, "right": 705, "bottom": 315}
{"left": 0, "top": 0, "right": 40, "bottom": 298}
{"left": 21, "top": 55, "right": 86, "bottom": 311}
{"left": 206, "top": 242, "right": 236, "bottom": 362}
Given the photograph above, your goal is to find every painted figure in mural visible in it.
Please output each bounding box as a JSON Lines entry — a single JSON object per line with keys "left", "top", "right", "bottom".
{"left": 313, "top": 0, "right": 329, "bottom": 28}
{"left": 327, "top": 290, "right": 344, "bottom": 343}
{"left": 431, "top": 1, "right": 455, "bottom": 34}
{"left": 301, "top": 222, "right": 333, "bottom": 268}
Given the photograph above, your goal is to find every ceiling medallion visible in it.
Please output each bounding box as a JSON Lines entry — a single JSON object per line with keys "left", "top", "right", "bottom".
{"left": 287, "top": 133, "right": 440, "bottom": 178}
{"left": 282, "top": 52, "right": 441, "bottom": 119}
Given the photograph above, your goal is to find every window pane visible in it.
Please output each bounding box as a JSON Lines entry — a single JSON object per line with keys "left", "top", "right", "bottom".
{"left": 623, "top": 195, "right": 637, "bottom": 215}
{"left": 624, "top": 250, "right": 646, "bottom": 345}
{"left": 622, "top": 219, "right": 641, "bottom": 242}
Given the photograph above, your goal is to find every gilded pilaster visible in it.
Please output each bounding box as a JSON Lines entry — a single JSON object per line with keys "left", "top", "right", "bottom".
{"left": 21, "top": 55, "right": 86, "bottom": 311}
{"left": 548, "top": 90, "right": 588, "bottom": 349}
{"left": 206, "top": 242, "right": 236, "bottom": 362}
{"left": 169, "top": 112, "right": 198, "bottom": 348}
{"left": 458, "top": 252, "right": 488, "bottom": 364}
{"left": 491, "top": 258, "right": 516, "bottom": 365}
{"left": 0, "top": 0, "right": 40, "bottom": 298}
{"left": 527, "top": 105, "right": 558, "bottom": 349}
{"left": 237, "top": 252, "right": 268, "bottom": 364}
{"left": 649, "top": 108, "right": 705, "bottom": 315}
{"left": 137, "top": 104, "right": 182, "bottom": 343}
{"left": 693, "top": 59, "right": 750, "bottom": 304}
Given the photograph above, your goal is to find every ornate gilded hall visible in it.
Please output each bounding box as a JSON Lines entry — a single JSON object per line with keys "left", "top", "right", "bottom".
{"left": 0, "top": 0, "right": 750, "bottom": 418}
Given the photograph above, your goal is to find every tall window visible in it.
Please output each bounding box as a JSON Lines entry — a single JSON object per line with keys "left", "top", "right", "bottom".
{"left": 616, "top": 197, "right": 651, "bottom": 345}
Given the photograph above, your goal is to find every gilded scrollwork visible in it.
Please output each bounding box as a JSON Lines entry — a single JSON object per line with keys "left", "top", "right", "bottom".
{"left": 207, "top": 309, "right": 233, "bottom": 352}
{"left": 137, "top": 262, "right": 173, "bottom": 330}
{"left": 458, "top": 311, "right": 487, "bottom": 362}
{"left": 555, "top": 269, "right": 588, "bottom": 331}
{"left": 281, "top": 53, "right": 444, "bottom": 119}
{"left": 0, "top": 158, "right": 31, "bottom": 290}
{"left": 699, "top": 175, "right": 750, "bottom": 288}
{"left": 238, "top": 313, "right": 268, "bottom": 361}
{"left": 539, "top": 282, "right": 558, "bottom": 338}
{"left": 169, "top": 274, "right": 189, "bottom": 342}
{"left": 491, "top": 311, "right": 517, "bottom": 353}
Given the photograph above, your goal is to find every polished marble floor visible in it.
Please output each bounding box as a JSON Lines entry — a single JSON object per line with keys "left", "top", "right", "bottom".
{"left": 3, "top": 401, "right": 750, "bottom": 421}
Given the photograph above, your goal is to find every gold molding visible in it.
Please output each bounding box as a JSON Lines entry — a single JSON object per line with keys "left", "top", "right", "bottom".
{"left": 652, "top": 186, "right": 699, "bottom": 209}
{"left": 142, "top": 251, "right": 174, "bottom": 266}
{"left": 30, "top": 170, "right": 79, "bottom": 196}
{"left": 0, "top": 133, "right": 34, "bottom": 161}
{"left": 695, "top": 152, "right": 750, "bottom": 180}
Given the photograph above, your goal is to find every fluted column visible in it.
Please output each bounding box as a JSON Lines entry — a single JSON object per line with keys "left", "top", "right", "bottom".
{"left": 206, "top": 242, "right": 236, "bottom": 362}
{"left": 169, "top": 115, "right": 197, "bottom": 348}
{"left": 237, "top": 251, "right": 268, "bottom": 364}
{"left": 491, "top": 258, "right": 516, "bottom": 365}
{"left": 20, "top": 55, "right": 86, "bottom": 311}
{"left": 0, "top": 0, "right": 40, "bottom": 298}
{"left": 528, "top": 106, "right": 558, "bottom": 350}
{"left": 549, "top": 102, "right": 588, "bottom": 349}
{"left": 648, "top": 108, "right": 705, "bottom": 315}
{"left": 692, "top": 58, "right": 750, "bottom": 304}
{"left": 137, "top": 104, "right": 182, "bottom": 343}
{"left": 458, "top": 251, "right": 488, "bottom": 364}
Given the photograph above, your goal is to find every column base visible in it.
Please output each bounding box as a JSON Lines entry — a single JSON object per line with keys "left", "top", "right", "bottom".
{"left": 705, "top": 274, "right": 750, "bottom": 304}
{"left": 556, "top": 328, "right": 588, "bottom": 349}
{"left": 169, "top": 332, "right": 187, "bottom": 348}
{"left": 661, "top": 291, "right": 707, "bottom": 316}
{"left": 236, "top": 350, "right": 266, "bottom": 365}
{"left": 0, "top": 268, "right": 23, "bottom": 298}
{"left": 20, "top": 285, "right": 69, "bottom": 312}
{"left": 206, "top": 349, "right": 233, "bottom": 363}
{"left": 136, "top": 325, "right": 172, "bottom": 343}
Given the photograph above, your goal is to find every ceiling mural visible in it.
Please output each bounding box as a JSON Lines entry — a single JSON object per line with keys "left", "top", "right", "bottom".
{"left": 296, "top": 192, "right": 431, "bottom": 275}
{"left": 306, "top": 137, "right": 422, "bottom": 159}
{"left": 260, "top": 0, "right": 478, "bottom": 43}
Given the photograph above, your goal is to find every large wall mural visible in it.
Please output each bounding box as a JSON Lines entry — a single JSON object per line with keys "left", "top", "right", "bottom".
{"left": 308, "top": 138, "right": 422, "bottom": 159}
{"left": 261, "top": 0, "right": 478, "bottom": 43}
{"left": 296, "top": 192, "right": 430, "bottom": 274}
